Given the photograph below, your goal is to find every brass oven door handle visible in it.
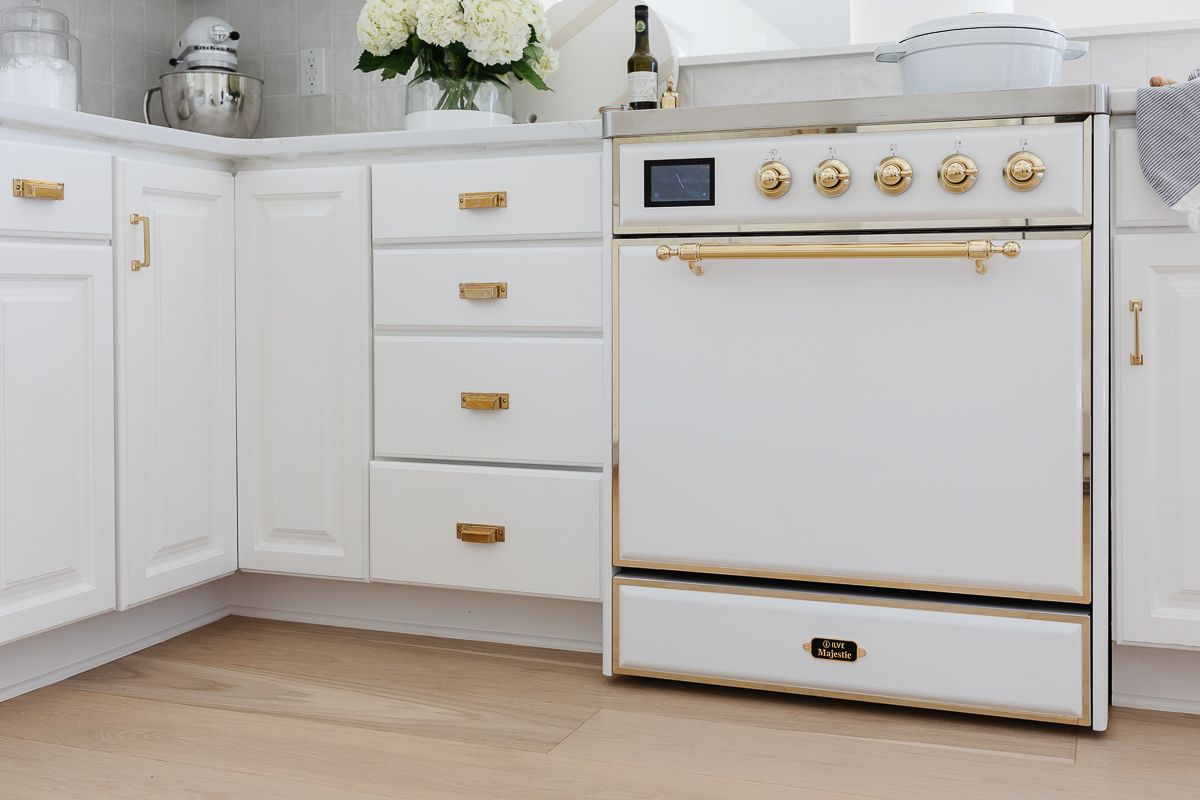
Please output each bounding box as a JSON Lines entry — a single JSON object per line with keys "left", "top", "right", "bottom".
{"left": 456, "top": 523, "right": 505, "bottom": 543}
{"left": 12, "top": 179, "right": 65, "bottom": 200}
{"left": 458, "top": 191, "right": 508, "bottom": 209}
{"left": 655, "top": 240, "right": 1022, "bottom": 277}
{"left": 460, "top": 392, "right": 509, "bottom": 410}
{"left": 459, "top": 282, "right": 508, "bottom": 299}
{"left": 130, "top": 213, "right": 151, "bottom": 271}
{"left": 1129, "top": 299, "right": 1144, "bottom": 366}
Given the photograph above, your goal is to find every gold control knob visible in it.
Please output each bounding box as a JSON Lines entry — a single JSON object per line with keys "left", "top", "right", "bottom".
{"left": 874, "top": 155, "right": 912, "bottom": 195}
{"left": 813, "top": 158, "right": 850, "bottom": 197}
{"left": 938, "top": 154, "right": 979, "bottom": 193}
{"left": 756, "top": 160, "right": 792, "bottom": 198}
{"left": 1003, "top": 151, "right": 1046, "bottom": 191}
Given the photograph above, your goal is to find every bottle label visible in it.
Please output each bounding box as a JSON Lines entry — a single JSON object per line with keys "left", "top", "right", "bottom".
{"left": 635, "top": 20, "right": 646, "bottom": 33}
{"left": 628, "top": 71, "right": 657, "bottom": 103}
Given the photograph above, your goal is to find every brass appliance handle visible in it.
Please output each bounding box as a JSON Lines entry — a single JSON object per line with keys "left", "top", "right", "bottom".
{"left": 459, "top": 282, "right": 508, "bottom": 299}
{"left": 655, "top": 240, "right": 1021, "bottom": 277}
{"left": 456, "top": 523, "right": 505, "bottom": 543}
{"left": 130, "top": 213, "right": 151, "bottom": 271}
{"left": 460, "top": 392, "right": 509, "bottom": 410}
{"left": 458, "top": 191, "right": 507, "bottom": 209}
{"left": 1129, "top": 299, "right": 1144, "bottom": 366}
{"left": 12, "top": 178, "right": 65, "bottom": 200}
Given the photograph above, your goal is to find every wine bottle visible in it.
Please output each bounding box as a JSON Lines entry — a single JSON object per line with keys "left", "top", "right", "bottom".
{"left": 627, "top": 4, "right": 658, "bottom": 110}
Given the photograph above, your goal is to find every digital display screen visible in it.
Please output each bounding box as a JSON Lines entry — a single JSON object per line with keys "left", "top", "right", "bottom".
{"left": 644, "top": 158, "right": 715, "bottom": 207}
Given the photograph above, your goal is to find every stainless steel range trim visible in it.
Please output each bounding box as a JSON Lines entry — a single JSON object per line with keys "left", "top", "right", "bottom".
{"left": 603, "top": 84, "right": 1109, "bottom": 139}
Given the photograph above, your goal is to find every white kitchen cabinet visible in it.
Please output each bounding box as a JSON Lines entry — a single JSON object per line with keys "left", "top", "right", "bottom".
{"left": 116, "top": 161, "right": 237, "bottom": 608}
{"left": 236, "top": 167, "right": 371, "bottom": 579}
{"left": 1115, "top": 233, "right": 1200, "bottom": 647}
{"left": 0, "top": 243, "right": 115, "bottom": 644}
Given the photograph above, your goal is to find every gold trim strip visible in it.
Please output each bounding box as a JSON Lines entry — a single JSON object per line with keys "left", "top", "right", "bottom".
{"left": 612, "top": 576, "right": 1092, "bottom": 727}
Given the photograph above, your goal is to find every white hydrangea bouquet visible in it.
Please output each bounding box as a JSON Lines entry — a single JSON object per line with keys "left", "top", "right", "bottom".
{"left": 356, "top": 0, "right": 557, "bottom": 119}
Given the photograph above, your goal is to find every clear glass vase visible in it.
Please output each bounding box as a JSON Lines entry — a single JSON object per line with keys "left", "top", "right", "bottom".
{"left": 404, "top": 75, "right": 513, "bottom": 130}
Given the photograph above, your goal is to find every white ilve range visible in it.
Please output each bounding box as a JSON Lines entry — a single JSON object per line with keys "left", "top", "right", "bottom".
{"left": 602, "top": 87, "right": 1110, "bottom": 730}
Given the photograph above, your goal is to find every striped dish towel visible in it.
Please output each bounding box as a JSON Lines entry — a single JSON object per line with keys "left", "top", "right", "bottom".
{"left": 1138, "top": 68, "right": 1200, "bottom": 232}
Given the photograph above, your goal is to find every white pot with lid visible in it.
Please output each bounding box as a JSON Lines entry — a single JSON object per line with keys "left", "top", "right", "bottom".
{"left": 874, "top": 13, "right": 1087, "bottom": 95}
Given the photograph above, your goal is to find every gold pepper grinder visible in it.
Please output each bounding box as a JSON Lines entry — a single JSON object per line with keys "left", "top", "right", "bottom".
{"left": 660, "top": 75, "right": 679, "bottom": 108}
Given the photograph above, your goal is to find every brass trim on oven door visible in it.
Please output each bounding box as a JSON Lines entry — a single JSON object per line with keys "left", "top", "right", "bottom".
{"left": 610, "top": 230, "right": 1093, "bottom": 605}
{"left": 611, "top": 576, "right": 1092, "bottom": 727}
{"left": 611, "top": 116, "right": 1093, "bottom": 236}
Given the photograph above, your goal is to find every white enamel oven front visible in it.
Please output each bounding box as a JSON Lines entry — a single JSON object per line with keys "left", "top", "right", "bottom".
{"left": 614, "top": 231, "right": 1091, "bottom": 602}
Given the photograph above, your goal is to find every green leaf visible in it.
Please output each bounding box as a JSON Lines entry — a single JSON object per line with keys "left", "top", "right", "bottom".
{"left": 356, "top": 51, "right": 389, "bottom": 74}
{"left": 511, "top": 58, "right": 550, "bottom": 91}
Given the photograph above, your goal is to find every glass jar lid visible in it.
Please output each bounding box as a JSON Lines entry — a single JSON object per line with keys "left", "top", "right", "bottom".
{"left": 0, "top": 0, "right": 71, "bottom": 35}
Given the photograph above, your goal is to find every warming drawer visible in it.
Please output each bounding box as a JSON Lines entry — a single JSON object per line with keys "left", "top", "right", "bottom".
{"left": 615, "top": 577, "right": 1090, "bottom": 725}
{"left": 615, "top": 233, "right": 1090, "bottom": 601}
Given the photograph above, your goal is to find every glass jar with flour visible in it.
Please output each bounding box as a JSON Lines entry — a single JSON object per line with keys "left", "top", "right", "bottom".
{"left": 0, "top": 0, "right": 81, "bottom": 112}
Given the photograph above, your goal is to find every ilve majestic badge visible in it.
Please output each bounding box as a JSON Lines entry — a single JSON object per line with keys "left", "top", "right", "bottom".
{"left": 804, "top": 638, "right": 866, "bottom": 662}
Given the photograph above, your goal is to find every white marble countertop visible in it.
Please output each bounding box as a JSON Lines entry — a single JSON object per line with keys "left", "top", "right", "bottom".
{"left": 0, "top": 100, "right": 602, "bottom": 160}
{"left": 1111, "top": 89, "right": 1137, "bottom": 115}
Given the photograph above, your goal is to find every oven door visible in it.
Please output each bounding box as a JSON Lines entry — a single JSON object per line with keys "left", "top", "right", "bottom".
{"left": 614, "top": 232, "right": 1089, "bottom": 602}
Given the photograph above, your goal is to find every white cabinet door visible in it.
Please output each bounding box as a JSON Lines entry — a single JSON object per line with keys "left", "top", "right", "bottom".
{"left": 116, "top": 161, "right": 237, "bottom": 608}
{"left": 236, "top": 167, "right": 370, "bottom": 579}
{"left": 0, "top": 243, "right": 114, "bottom": 643}
{"left": 1115, "top": 234, "right": 1200, "bottom": 647}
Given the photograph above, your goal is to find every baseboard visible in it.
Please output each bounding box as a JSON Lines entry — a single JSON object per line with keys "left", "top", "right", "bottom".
{"left": 1112, "top": 692, "right": 1200, "bottom": 716}
{"left": 0, "top": 579, "right": 232, "bottom": 702}
{"left": 227, "top": 605, "right": 602, "bottom": 653}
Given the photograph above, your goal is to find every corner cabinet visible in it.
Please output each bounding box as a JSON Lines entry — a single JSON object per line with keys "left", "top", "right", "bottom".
{"left": 116, "top": 160, "right": 237, "bottom": 608}
{"left": 235, "top": 167, "right": 371, "bottom": 579}
{"left": 1114, "top": 233, "right": 1200, "bottom": 647}
{"left": 0, "top": 243, "right": 115, "bottom": 643}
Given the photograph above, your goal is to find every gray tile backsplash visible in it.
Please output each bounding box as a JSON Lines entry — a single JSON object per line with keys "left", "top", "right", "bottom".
{"left": 58, "top": 3, "right": 1200, "bottom": 137}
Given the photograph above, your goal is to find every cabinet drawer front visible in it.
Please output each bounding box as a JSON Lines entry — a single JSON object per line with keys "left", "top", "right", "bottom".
{"left": 372, "top": 154, "right": 600, "bottom": 242}
{"left": 616, "top": 578, "right": 1089, "bottom": 724}
{"left": 375, "top": 247, "right": 602, "bottom": 331}
{"left": 0, "top": 143, "right": 111, "bottom": 238}
{"left": 371, "top": 462, "right": 600, "bottom": 598}
{"left": 1114, "top": 128, "right": 1188, "bottom": 228}
{"left": 375, "top": 337, "right": 604, "bottom": 466}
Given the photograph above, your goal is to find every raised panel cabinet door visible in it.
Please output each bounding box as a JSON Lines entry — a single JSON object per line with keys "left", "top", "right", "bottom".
{"left": 116, "top": 160, "right": 237, "bottom": 608}
{"left": 0, "top": 243, "right": 115, "bottom": 644}
{"left": 236, "top": 167, "right": 370, "bottom": 579}
{"left": 1115, "top": 234, "right": 1200, "bottom": 647}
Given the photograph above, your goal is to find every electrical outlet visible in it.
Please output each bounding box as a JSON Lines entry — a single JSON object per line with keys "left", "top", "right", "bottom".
{"left": 300, "top": 48, "right": 327, "bottom": 97}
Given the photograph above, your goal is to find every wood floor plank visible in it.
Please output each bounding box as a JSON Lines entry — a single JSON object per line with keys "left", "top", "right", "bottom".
{"left": 550, "top": 708, "right": 1200, "bottom": 800}
{"left": 0, "top": 686, "right": 828, "bottom": 800}
{"left": 67, "top": 651, "right": 595, "bottom": 753}
{"left": 0, "top": 733, "right": 396, "bottom": 800}
{"left": 133, "top": 615, "right": 1077, "bottom": 762}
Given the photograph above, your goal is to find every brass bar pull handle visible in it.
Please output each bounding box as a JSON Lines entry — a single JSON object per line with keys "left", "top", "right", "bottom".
{"left": 655, "top": 240, "right": 1022, "bottom": 277}
{"left": 458, "top": 191, "right": 507, "bottom": 209}
{"left": 130, "top": 213, "right": 151, "bottom": 271}
{"left": 460, "top": 392, "right": 509, "bottom": 410}
{"left": 459, "top": 282, "right": 508, "bottom": 299}
{"left": 1129, "top": 299, "right": 1144, "bottom": 366}
{"left": 12, "top": 179, "right": 65, "bottom": 200}
{"left": 456, "top": 523, "right": 505, "bottom": 543}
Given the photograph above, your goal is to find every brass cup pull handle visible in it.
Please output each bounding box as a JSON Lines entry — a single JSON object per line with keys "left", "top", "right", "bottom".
{"left": 456, "top": 523, "right": 505, "bottom": 543}
{"left": 460, "top": 392, "right": 509, "bottom": 410}
{"left": 1130, "top": 299, "right": 1144, "bottom": 366}
{"left": 459, "top": 191, "right": 508, "bottom": 209}
{"left": 130, "top": 213, "right": 151, "bottom": 271}
{"left": 12, "top": 178, "right": 65, "bottom": 200}
{"left": 459, "top": 282, "right": 508, "bottom": 299}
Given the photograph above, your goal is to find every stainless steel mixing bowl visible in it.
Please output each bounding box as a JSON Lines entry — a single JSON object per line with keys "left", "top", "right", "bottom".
{"left": 143, "top": 70, "right": 263, "bottom": 138}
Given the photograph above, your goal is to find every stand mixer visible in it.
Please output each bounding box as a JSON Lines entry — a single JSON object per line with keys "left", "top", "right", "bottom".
{"left": 143, "top": 16, "right": 263, "bottom": 138}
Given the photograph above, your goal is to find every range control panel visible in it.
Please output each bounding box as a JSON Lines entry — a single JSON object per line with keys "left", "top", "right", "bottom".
{"left": 616, "top": 122, "right": 1088, "bottom": 233}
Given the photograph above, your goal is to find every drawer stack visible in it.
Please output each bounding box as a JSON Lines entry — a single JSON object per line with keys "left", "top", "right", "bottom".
{"left": 370, "top": 152, "right": 603, "bottom": 600}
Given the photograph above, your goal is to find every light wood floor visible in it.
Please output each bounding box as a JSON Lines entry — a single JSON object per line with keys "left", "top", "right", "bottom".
{"left": 1, "top": 617, "right": 1198, "bottom": 799}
